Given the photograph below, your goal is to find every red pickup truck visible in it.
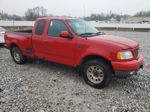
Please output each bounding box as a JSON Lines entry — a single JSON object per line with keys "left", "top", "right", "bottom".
{"left": 4, "top": 17, "right": 144, "bottom": 88}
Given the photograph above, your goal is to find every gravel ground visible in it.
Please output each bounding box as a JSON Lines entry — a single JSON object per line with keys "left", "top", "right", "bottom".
{"left": 0, "top": 31, "right": 150, "bottom": 112}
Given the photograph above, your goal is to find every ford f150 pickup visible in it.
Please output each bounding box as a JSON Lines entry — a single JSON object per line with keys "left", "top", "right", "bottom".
{"left": 4, "top": 17, "right": 144, "bottom": 88}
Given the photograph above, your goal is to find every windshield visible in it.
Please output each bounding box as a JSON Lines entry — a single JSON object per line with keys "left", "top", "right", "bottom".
{"left": 67, "top": 19, "right": 102, "bottom": 37}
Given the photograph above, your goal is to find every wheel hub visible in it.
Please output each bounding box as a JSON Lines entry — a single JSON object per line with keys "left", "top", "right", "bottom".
{"left": 13, "top": 49, "right": 21, "bottom": 62}
{"left": 87, "top": 65, "right": 104, "bottom": 84}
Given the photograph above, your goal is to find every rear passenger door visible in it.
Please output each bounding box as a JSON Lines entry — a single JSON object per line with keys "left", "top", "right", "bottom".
{"left": 32, "top": 20, "right": 46, "bottom": 57}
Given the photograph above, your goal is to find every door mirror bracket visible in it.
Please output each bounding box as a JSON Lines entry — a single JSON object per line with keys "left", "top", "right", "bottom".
{"left": 60, "top": 31, "right": 73, "bottom": 39}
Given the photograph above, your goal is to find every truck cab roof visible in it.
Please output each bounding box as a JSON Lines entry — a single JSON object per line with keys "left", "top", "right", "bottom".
{"left": 36, "top": 17, "right": 76, "bottom": 21}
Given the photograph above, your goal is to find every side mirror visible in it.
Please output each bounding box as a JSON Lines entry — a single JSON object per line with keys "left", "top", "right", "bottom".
{"left": 60, "top": 31, "right": 72, "bottom": 39}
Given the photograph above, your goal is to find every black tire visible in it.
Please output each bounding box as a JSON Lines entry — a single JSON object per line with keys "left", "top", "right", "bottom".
{"left": 10, "top": 46, "right": 27, "bottom": 64}
{"left": 82, "top": 59, "right": 112, "bottom": 89}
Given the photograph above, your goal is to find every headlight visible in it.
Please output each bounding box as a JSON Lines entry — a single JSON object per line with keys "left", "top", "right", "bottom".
{"left": 117, "top": 51, "right": 133, "bottom": 60}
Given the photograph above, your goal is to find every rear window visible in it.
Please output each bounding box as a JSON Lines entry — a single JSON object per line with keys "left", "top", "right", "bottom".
{"left": 35, "top": 20, "right": 46, "bottom": 35}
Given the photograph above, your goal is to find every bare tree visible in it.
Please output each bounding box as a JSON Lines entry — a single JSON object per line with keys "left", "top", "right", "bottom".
{"left": 84, "top": 12, "right": 130, "bottom": 22}
{"left": 134, "top": 11, "right": 150, "bottom": 17}
{"left": 0, "top": 11, "right": 22, "bottom": 20}
{"left": 25, "top": 6, "right": 47, "bottom": 21}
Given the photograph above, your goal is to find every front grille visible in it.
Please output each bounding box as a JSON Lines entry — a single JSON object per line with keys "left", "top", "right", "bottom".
{"left": 134, "top": 48, "right": 139, "bottom": 57}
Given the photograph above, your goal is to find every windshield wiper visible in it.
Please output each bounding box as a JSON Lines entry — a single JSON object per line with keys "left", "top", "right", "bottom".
{"left": 96, "top": 32, "right": 105, "bottom": 35}
{"left": 79, "top": 32, "right": 105, "bottom": 37}
{"left": 79, "top": 33, "right": 97, "bottom": 37}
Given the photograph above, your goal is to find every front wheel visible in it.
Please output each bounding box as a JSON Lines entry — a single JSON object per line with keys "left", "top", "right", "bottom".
{"left": 82, "top": 59, "right": 112, "bottom": 89}
{"left": 10, "top": 46, "right": 27, "bottom": 64}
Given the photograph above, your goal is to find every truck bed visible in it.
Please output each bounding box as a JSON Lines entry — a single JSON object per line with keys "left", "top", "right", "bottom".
{"left": 5, "top": 30, "right": 33, "bottom": 55}
{"left": 6, "top": 29, "right": 32, "bottom": 34}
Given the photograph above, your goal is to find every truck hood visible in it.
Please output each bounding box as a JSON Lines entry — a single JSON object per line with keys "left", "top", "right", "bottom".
{"left": 88, "top": 35, "right": 138, "bottom": 49}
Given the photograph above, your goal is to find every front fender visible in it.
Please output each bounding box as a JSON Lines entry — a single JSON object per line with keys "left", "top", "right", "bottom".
{"left": 76, "top": 49, "right": 112, "bottom": 66}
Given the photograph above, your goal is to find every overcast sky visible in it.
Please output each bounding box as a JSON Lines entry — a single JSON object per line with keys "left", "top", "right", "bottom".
{"left": 0, "top": 0, "right": 150, "bottom": 17}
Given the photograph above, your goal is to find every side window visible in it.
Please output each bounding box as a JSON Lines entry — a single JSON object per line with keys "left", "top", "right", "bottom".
{"left": 48, "top": 20, "right": 69, "bottom": 37}
{"left": 35, "top": 20, "right": 46, "bottom": 35}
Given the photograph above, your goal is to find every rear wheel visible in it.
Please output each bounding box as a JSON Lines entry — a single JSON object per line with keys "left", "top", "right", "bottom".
{"left": 82, "top": 59, "right": 112, "bottom": 89}
{"left": 10, "top": 46, "right": 27, "bottom": 64}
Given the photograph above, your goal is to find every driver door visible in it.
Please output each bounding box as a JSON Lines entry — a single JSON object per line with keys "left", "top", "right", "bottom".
{"left": 44, "top": 20, "right": 77, "bottom": 66}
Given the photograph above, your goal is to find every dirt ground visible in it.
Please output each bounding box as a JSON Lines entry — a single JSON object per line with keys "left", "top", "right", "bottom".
{"left": 0, "top": 31, "right": 150, "bottom": 112}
